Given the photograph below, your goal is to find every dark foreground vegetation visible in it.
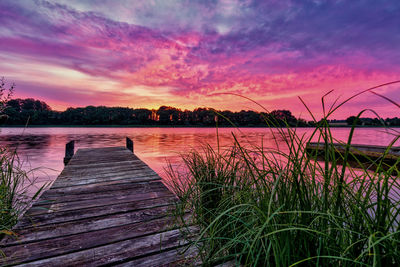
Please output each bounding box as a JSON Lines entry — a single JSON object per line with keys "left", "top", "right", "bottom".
{"left": 168, "top": 83, "right": 400, "bottom": 266}
{"left": 2, "top": 98, "right": 400, "bottom": 127}
{"left": 0, "top": 79, "right": 45, "bottom": 239}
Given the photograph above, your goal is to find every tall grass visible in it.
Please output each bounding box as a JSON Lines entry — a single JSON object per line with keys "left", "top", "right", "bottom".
{"left": 0, "top": 78, "right": 45, "bottom": 239}
{"left": 167, "top": 84, "right": 400, "bottom": 266}
{"left": 0, "top": 148, "right": 43, "bottom": 232}
{"left": 0, "top": 148, "right": 20, "bottom": 233}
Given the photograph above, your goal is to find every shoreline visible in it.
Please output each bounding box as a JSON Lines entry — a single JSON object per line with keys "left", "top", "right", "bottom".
{"left": 1, "top": 125, "right": 399, "bottom": 128}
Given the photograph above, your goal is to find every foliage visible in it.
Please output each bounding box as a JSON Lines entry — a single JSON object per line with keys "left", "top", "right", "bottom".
{"left": 0, "top": 77, "right": 14, "bottom": 123}
{"left": 167, "top": 84, "right": 400, "bottom": 266}
{"left": 2, "top": 98, "right": 302, "bottom": 126}
{"left": 0, "top": 79, "right": 46, "bottom": 239}
{"left": 0, "top": 148, "right": 44, "bottom": 234}
{"left": 2, "top": 97, "right": 400, "bottom": 127}
{"left": 0, "top": 148, "right": 19, "bottom": 232}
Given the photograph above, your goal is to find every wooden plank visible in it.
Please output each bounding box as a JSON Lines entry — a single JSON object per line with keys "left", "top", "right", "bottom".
{"left": 70, "top": 151, "right": 133, "bottom": 157}
{"left": 62, "top": 159, "right": 144, "bottom": 169}
{"left": 53, "top": 173, "right": 160, "bottom": 188}
{"left": 67, "top": 157, "right": 143, "bottom": 165}
{"left": 58, "top": 166, "right": 150, "bottom": 178}
{"left": 42, "top": 180, "right": 165, "bottom": 196}
{"left": 28, "top": 189, "right": 175, "bottom": 216}
{"left": 35, "top": 185, "right": 168, "bottom": 207}
{"left": 35, "top": 178, "right": 162, "bottom": 196}
{"left": 71, "top": 147, "right": 129, "bottom": 156}
{"left": 42, "top": 178, "right": 163, "bottom": 194}
{"left": 113, "top": 245, "right": 200, "bottom": 267}
{"left": 306, "top": 142, "right": 400, "bottom": 174}
{"left": 56, "top": 168, "right": 157, "bottom": 182}
{"left": 65, "top": 152, "right": 141, "bottom": 165}
{"left": 69, "top": 149, "right": 134, "bottom": 157}
{"left": 11, "top": 227, "right": 197, "bottom": 267}
{"left": 3, "top": 205, "right": 172, "bottom": 245}
{"left": 60, "top": 163, "right": 149, "bottom": 174}
{"left": 38, "top": 181, "right": 167, "bottom": 203}
{"left": 63, "top": 153, "right": 143, "bottom": 164}
{"left": 50, "top": 172, "right": 161, "bottom": 189}
{"left": 306, "top": 142, "right": 400, "bottom": 160}
{"left": 17, "top": 196, "right": 177, "bottom": 229}
{"left": 73, "top": 147, "right": 130, "bottom": 153}
{"left": 1, "top": 216, "right": 186, "bottom": 265}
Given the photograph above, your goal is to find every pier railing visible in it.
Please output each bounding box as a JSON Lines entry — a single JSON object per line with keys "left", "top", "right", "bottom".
{"left": 64, "top": 140, "right": 75, "bottom": 165}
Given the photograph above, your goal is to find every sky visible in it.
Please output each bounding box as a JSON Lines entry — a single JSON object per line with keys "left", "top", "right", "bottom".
{"left": 0, "top": 0, "right": 399, "bottom": 119}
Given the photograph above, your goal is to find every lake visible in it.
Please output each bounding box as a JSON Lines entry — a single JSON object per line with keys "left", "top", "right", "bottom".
{"left": 0, "top": 127, "right": 398, "bottom": 194}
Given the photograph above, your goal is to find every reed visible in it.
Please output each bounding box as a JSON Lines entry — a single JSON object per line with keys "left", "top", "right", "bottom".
{"left": 0, "top": 147, "right": 46, "bottom": 239}
{"left": 0, "top": 78, "right": 45, "bottom": 239}
{"left": 167, "top": 85, "right": 400, "bottom": 266}
{"left": 0, "top": 148, "right": 23, "bottom": 230}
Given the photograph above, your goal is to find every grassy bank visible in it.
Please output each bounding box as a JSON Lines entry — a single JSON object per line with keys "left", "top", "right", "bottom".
{"left": 168, "top": 86, "right": 400, "bottom": 266}
{"left": 0, "top": 147, "right": 20, "bottom": 233}
{"left": 0, "top": 79, "right": 45, "bottom": 239}
{"left": 0, "top": 147, "right": 45, "bottom": 239}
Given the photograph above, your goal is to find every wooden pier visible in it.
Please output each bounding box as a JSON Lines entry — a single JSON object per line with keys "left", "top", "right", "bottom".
{"left": 306, "top": 142, "right": 400, "bottom": 173}
{"left": 1, "top": 139, "right": 197, "bottom": 266}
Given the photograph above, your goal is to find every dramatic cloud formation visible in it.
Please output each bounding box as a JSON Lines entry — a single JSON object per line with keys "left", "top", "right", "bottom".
{"left": 0, "top": 0, "right": 399, "bottom": 118}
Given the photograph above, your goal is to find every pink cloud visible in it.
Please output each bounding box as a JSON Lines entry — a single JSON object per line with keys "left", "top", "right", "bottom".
{"left": 0, "top": 0, "right": 399, "bottom": 119}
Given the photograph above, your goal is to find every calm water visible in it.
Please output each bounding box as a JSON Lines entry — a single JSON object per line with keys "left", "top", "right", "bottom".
{"left": 0, "top": 127, "right": 399, "bottom": 193}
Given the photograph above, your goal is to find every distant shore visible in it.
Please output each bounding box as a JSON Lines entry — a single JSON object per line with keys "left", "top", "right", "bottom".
{"left": 1, "top": 125, "right": 399, "bottom": 128}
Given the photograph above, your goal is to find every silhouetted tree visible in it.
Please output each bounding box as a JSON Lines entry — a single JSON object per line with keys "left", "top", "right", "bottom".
{"left": 269, "top": 110, "right": 297, "bottom": 126}
{"left": 0, "top": 77, "right": 14, "bottom": 123}
{"left": 4, "top": 97, "right": 399, "bottom": 127}
{"left": 346, "top": 116, "right": 360, "bottom": 126}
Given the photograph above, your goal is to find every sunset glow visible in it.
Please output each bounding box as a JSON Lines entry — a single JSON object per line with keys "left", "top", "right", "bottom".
{"left": 1, "top": 0, "right": 399, "bottom": 119}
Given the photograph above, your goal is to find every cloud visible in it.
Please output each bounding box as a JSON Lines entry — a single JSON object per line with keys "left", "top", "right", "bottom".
{"left": 0, "top": 0, "right": 399, "bottom": 118}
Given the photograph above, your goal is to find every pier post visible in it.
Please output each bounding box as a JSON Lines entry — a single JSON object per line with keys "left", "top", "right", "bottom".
{"left": 126, "top": 137, "right": 134, "bottom": 153}
{"left": 64, "top": 140, "right": 75, "bottom": 165}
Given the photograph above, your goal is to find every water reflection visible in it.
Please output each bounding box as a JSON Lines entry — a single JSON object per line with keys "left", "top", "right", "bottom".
{"left": 1, "top": 134, "right": 52, "bottom": 149}
{"left": 0, "top": 127, "right": 398, "bottom": 192}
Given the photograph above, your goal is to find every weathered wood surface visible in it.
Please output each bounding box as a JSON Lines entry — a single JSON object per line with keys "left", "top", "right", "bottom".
{"left": 307, "top": 142, "right": 400, "bottom": 157}
{"left": 63, "top": 140, "right": 75, "bottom": 165}
{"left": 306, "top": 142, "right": 400, "bottom": 174}
{"left": 1, "top": 146, "right": 196, "bottom": 266}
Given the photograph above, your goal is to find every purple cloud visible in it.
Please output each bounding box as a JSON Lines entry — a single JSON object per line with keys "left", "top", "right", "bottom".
{"left": 0, "top": 0, "right": 399, "bottom": 118}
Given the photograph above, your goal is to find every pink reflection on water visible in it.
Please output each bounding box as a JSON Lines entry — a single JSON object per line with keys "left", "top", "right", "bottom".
{"left": 0, "top": 127, "right": 398, "bottom": 195}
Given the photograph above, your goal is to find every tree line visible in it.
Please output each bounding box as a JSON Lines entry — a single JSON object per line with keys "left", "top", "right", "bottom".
{"left": 1, "top": 98, "right": 399, "bottom": 127}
